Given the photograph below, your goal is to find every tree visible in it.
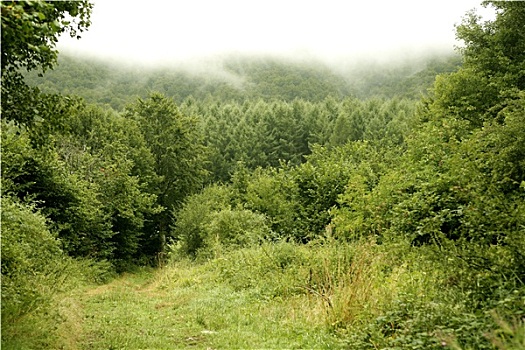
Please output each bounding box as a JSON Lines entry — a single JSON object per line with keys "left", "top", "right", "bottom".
{"left": 2, "top": 110, "right": 157, "bottom": 267}
{"left": 56, "top": 105, "right": 162, "bottom": 267}
{"left": 1, "top": 0, "right": 92, "bottom": 126}
{"left": 125, "top": 93, "right": 208, "bottom": 256}
{"left": 1, "top": 0, "right": 92, "bottom": 73}
{"left": 428, "top": 1, "right": 525, "bottom": 127}
{"left": 456, "top": 1, "right": 525, "bottom": 91}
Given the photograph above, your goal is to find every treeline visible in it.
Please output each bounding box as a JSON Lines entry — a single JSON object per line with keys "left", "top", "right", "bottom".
{"left": 185, "top": 96, "right": 416, "bottom": 182}
{"left": 24, "top": 52, "right": 461, "bottom": 110}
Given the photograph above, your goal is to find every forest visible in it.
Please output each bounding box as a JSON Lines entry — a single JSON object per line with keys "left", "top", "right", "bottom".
{"left": 1, "top": 1, "right": 524, "bottom": 349}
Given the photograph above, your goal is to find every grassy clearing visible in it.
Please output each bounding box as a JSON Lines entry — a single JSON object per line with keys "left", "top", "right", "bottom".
{"left": 19, "top": 239, "right": 522, "bottom": 349}
{"left": 67, "top": 240, "right": 451, "bottom": 349}
{"left": 75, "top": 261, "right": 345, "bottom": 349}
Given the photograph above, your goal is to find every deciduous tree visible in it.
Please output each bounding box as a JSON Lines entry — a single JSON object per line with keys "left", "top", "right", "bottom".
{"left": 125, "top": 93, "right": 208, "bottom": 256}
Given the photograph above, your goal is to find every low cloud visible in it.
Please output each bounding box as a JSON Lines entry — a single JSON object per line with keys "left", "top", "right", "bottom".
{"left": 58, "top": 0, "right": 495, "bottom": 68}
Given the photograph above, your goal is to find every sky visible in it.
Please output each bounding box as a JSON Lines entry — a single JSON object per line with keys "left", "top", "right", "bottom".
{"left": 57, "top": 0, "right": 496, "bottom": 66}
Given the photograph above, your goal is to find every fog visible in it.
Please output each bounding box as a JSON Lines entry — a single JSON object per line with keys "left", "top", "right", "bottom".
{"left": 57, "top": 0, "right": 496, "bottom": 68}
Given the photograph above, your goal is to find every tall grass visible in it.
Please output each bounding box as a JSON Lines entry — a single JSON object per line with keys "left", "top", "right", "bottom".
{"left": 1, "top": 257, "right": 114, "bottom": 350}
{"left": 208, "top": 240, "right": 410, "bottom": 326}
{"left": 200, "top": 238, "right": 511, "bottom": 348}
{"left": 6, "top": 236, "right": 517, "bottom": 349}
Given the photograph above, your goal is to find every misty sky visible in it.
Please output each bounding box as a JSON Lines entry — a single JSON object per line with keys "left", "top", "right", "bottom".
{"left": 58, "top": 0, "right": 496, "bottom": 65}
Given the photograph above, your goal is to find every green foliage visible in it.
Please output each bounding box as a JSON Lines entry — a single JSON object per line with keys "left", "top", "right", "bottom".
{"left": 171, "top": 5, "right": 525, "bottom": 348}
{"left": 244, "top": 167, "right": 298, "bottom": 238}
{"left": 171, "top": 184, "right": 233, "bottom": 257}
{"left": 1, "top": 196, "right": 64, "bottom": 324}
{"left": 1, "top": 195, "right": 113, "bottom": 349}
{"left": 3, "top": 2, "right": 524, "bottom": 349}
{"left": 485, "top": 313, "right": 525, "bottom": 350}
{"left": 2, "top": 120, "right": 113, "bottom": 258}
{"left": 23, "top": 53, "right": 460, "bottom": 110}
{"left": 188, "top": 96, "right": 417, "bottom": 183}
{"left": 209, "top": 240, "right": 508, "bottom": 349}
{"left": 291, "top": 142, "right": 381, "bottom": 240}
{"left": 431, "top": 68, "right": 499, "bottom": 127}
{"left": 469, "top": 93, "right": 525, "bottom": 194}
{"left": 2, "top": 105, "right": 161, "bottom": 267}
{"left": 426, "top": 1, "right": 525, "bottom": 127}
{"left": 196, "top": 98, "right": 322, "bottom": 182}
{"left": 125, "top": 93, "right": 207, "bottom": 209}
{"left": 75, "top": 262, "right": 346, "bottom": 349}
{"left": 204, "top": 208, "right": 271, "bottom": 256}
{"left": 125, "top": 92, "right": 208, "bottom": 257}
{"left": 57, "top": 104, "right": 162, "bottom": 266}
{"left": 212, "top": 241, "right": 312, "bottom": 296}
{"left": 1, "top": 0, "right": 92, "bottom": 73}
{"left": 1, "top": 0, "right": 92, "bottom": 129}
{"left": 171, "top": 183, "right": 271, "bottom": 259}
{"left": 223, "top": 56, "right": 351, "bottom": 101}
{"left": 343, "top": 54, "right": 463, "bottom": 100}
{"left": 457, "top": 2, "right": 525, "bottom": 92}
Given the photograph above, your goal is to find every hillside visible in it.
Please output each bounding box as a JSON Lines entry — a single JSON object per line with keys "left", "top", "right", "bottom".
{"left": 24, "top": 53, "right": 461, "bottom": 109}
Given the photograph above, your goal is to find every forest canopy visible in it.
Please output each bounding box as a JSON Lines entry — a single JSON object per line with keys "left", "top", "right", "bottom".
{"left": 24, "top": 52, "right": 462, "bottom": 109}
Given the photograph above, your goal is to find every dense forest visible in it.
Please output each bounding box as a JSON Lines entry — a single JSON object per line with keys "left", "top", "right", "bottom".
{"left": 23, "top": 51, "right": 462, "bottom": 109}
{"left": 2, "top": 1, "right": 524, "bottom": 349}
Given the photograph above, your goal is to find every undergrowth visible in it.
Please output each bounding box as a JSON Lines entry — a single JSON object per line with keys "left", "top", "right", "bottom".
{"left": 184, "top": 239, "right": 525, "bottom": 349}
{"left": 5, "top": 236, "right": 522, "bottom": 349}
{"left": 1, "top": 196, "right": 115, "bottom": 350}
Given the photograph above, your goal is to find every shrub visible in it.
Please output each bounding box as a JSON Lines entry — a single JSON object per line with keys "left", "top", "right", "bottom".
{"left": 244, "top": 167, "right": 299, "bottom": 239}
{"left": 171, "top": 184, "right": 232, "bottom": 258}
{"left": 0, "top": 196, "right": 114, "bottom": 348}
{"left": 204, "top": 208, "right": 271, "bottom": 257}
{"left": 212, "top": 241, "right": 313, "bottom": 297}
{"left": 1, "top": 196, "right": 65, "bottom": 326}
{"left": 1, "top": 195, "right": 115, "bottom": 349}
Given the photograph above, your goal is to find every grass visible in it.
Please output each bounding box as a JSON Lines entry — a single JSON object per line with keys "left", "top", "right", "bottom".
{"left": 7, "top": 240, "right": 522, "bottom": 349}
{"left": 64, "top": 240, "right": 444, "bottom": 349}
{"left": 74, "top": 261, "right": 346, "bottom": 349}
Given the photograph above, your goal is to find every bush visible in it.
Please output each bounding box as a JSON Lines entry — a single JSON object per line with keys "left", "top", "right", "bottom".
{"left": 1, "top": 196, "right": 114, "bottom": 349}
{"left": 212, "top": 241, "right": 314, "bottom": 297}
{"left": 171, "top": 184, "right": 232, "bottom": 258}
{"left": 204, "top": 208, "right": 272, "bottom": 257}
{"left": 244, "top": 167, "right": 299, "bottom": 238}
{"left": 1, "top": 196, "right": 65, "bottom": 326}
